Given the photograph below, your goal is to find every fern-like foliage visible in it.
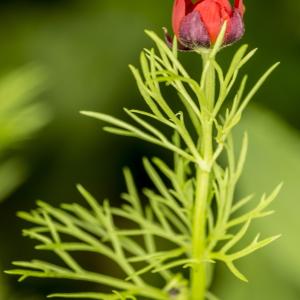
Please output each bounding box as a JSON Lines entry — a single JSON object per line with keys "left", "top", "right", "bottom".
{"left": 7, "top": 31, "right": 280, "bottom": 300}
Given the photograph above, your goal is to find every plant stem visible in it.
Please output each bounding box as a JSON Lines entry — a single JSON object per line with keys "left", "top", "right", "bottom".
{"left": 191, "top": 53, "right": 214, "bottom": 300}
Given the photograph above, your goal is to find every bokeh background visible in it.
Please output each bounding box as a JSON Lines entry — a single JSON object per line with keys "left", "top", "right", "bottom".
{"left": 0, "top": 0, "right": 299, "bottom": 299}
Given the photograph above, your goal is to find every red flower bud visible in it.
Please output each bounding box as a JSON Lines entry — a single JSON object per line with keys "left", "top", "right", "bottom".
{"left": 165, "top": 0, "right": 245, "bottom": 51}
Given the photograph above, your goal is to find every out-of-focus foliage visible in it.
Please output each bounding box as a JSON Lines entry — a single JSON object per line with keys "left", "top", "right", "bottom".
{"left": 0, "top": 66, "right": 50, "bottom": 202}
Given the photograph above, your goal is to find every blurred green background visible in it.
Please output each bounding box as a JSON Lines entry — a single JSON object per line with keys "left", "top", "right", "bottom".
{"left": 0, "top": 0, "right": 299, "bottom": 299}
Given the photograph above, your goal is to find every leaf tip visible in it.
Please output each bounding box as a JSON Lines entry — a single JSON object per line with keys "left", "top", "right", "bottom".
{"left": 273, "top": 234, "right": 282, "bottom": 242}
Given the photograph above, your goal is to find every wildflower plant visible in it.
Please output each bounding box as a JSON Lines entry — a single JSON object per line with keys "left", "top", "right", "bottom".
{"left": 7, "top": 1, "right": 281, "bottom": 299}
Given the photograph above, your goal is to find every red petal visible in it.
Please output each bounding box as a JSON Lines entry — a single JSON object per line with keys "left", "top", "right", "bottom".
{"left": 194, "top": 0, "right": 231, "bottom": 43}
{"left": 214, "top": 0, "right": 232, "bottom": 13}
{"left": 234, "top": 0, "right": 245, "bottom": 16}
{"left": 172, "top": 0, "right": 194, "bottom": 37}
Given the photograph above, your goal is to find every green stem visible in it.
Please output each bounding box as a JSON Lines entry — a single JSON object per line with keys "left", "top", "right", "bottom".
{"left": 190, "top": 53, "right": 215, "bottom": 300}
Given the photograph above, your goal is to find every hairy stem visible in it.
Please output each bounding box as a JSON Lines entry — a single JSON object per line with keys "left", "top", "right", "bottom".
{"left": 191, "top": 53, "right": 214, "bottom": 300}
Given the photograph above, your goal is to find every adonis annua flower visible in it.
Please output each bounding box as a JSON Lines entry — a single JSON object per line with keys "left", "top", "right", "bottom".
{"left": 165, "top": 0, "right": 245, "bottom": 50}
